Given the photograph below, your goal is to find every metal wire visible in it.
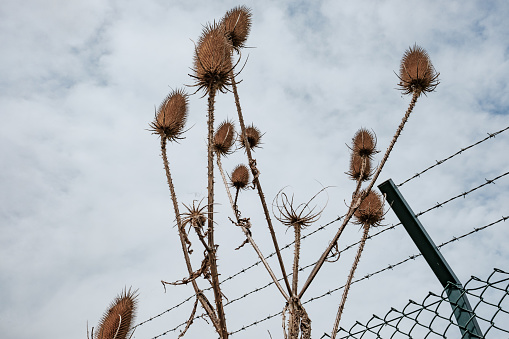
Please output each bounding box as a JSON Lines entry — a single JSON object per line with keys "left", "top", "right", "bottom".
{"left": 138, "top": 169, "right": 508, "bottom": 337}
{"left": 329, "top": 268, "right": 509, "bottom": 338}
{"left": 398, "top": 126, "right": 509, "bottom": 187}
{"left": 135, "top": 128, "right": 508, "bottom": 335}
{"left": 227, "top": 215, "right": 507, "bottom": 336}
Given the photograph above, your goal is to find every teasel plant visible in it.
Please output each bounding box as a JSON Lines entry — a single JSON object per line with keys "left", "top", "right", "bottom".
{"left": 297, "top": 44, "right": 440, "bottom": 308}
{"left": 150, "top": 3, "right": 439, "bottom": 335}
{"left": 88, "top": 287, "right": 138, "bottom": 339}
{"left": 220, "top": 5, "right": 294, "bottom": 298}
{"left": 189, "top": 20, "right": 237, "bottom": 339}
{"left": 274, "top": 187, "right": 327, "bottom": 339}
{"left": 212, "top": 122, "right": 291, "bottom": 302}
{"left": 150, "top": 88, "right": 223, "bottom": 336}
{"left": 330, "top": 189, "right": 386, "bottom": 339}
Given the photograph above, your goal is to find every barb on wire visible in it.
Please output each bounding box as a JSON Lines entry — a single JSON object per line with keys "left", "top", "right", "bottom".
{"left": 398, "top": 126, "right": 509, "bottom": 187}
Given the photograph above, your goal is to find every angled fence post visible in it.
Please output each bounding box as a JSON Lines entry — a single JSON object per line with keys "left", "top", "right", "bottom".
{"left": 378, "top": 178, "right": 483, "bottom": 338}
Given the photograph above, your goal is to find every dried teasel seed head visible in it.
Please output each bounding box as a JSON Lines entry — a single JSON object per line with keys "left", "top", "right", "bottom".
{"left": 231, "top": 164, "right": 250, "bottom": 190}
{"left": 240, "top": 124, "right": 262, "bottom": 150}
{"left": 347, "top": 153, "right": 372, "bottom": 181}
{"left": 221, "top": 5, "right": 252, "bottom": 51}
{"left": 354, "top": 190, "right": 384, "bottom": 228}
{"left": 213, "top": 120, "right": 236, "bottom": 156}
{"left": 398, "top": 44, "right": 439, "bottom": 96}
{"left": 150, "top": 89, "right": 188, "bottom": 141}
{"left": 182, "top": 200, "right": 207, "bottom": 229}
{"left": 352, "top": 128, "right": 377, "bottom": 158}
{"left": 192, "top": 22, "right": 233, "bottom": 94}
{"left": 96, "top": 287, "right": 138, "bottom": 339}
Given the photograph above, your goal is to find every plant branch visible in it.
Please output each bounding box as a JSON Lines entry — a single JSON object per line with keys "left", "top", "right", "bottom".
{"left": 216, "top": 155, "right": 290, "bottom": 301}
{"left": 230, "top": 71, "right": 293, "bottom": 296}
{"left": 299, "top": 90, "right": 420, "bottom": 298}
{"left": 160, "top": 137, "right": 221, "bottom": 334}
{"left": 206, "top": 88, "right": 228, "bottom": 338}
{"left": 330, "top": 225, "right": 370, "bottom": 339}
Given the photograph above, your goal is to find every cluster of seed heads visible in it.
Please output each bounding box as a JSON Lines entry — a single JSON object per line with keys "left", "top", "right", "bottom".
{"left": 347, "top": 128, "right": 377, "bottom": 181}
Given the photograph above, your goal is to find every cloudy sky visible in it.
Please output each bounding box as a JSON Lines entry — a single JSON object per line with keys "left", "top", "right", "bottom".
{"left": 1, "top": 0, "right": 508, "bottom": 338}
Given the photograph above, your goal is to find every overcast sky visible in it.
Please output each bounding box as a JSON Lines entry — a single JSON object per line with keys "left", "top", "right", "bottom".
{"left": 1, "top": 0, "right": 508, "bottom": 338}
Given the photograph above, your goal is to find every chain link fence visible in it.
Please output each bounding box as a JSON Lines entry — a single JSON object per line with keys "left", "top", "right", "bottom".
{"left": 330, "top": 268, "right": 509, "bottom": 338}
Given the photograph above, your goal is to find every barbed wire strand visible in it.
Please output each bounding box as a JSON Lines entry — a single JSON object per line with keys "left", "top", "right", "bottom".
{"left": 227, "top": 215, "right": 508, "bottom": 336}
{"left": 398, "top": 126, "right": 509, "bottom": 187}
{"left": 166, "top": 215, "right": 508, "bottom": 338}
{"left": 134, "top": 170, "right": 509, "bottom": 331}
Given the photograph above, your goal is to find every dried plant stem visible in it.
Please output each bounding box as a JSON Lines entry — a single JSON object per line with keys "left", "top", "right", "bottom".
{"left": 288, "top": 224, "right": 302, "bottom": 339}
{"left": 178, "top": 297, "right": 199, "bottom": 339}
{"left": 299, "top": 91, "right": 420, "bottom": 298}
{"left": 160, "top": 138, "right": 220, "bottom": 333}
{"left": 292, "top": 226, "right": 301, "bottom": 295}
{"left": 363, "top": 90, "right": 420, "bottom": 194}
{"left": 230, "top": 72, "right": 293, "bottom": 295}
{"left": 206, "top": 89, "right": 228, "bottom": 339}
{"left": 216, "top": 155, "right": 290, "bottom": 301}
{"left": 330, "top": 225, "right": 370, "bottom": 339}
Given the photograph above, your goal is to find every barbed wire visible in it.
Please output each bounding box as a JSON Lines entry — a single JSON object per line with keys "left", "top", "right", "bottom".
{"left": 227, "top": 215, "right": 508, "bottom": 336}
{"left": 398, "top": 126, "right": 509, "bottom": 187}
{"left": 134, "top": 170, "right": 509, "bottom": 331}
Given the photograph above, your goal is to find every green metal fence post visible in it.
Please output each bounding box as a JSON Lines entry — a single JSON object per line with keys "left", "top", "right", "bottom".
{"left": 378, "top": 178, "right": 483, "bottom": 338}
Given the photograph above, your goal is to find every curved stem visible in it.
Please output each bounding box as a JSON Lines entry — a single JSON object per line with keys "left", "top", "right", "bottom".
{"left": 216, "top": 155, "right": 290, "bottom": 301}
{"left": 230, "top": 71, "right": 293, "bottom": 296}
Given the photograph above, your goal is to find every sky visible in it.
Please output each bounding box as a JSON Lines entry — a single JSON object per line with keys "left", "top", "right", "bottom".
{"left": 1, "top": 0, "right": 509, "bottom": 338}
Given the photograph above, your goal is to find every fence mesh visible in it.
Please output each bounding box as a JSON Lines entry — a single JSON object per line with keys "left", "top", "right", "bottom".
{"left": 330, "top": 268, "right": 509, "bottom": 338}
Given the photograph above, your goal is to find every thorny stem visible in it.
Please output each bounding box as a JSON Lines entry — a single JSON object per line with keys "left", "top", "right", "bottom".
{"left": 206, "top": 88, "right": 228, "bottom": 339}
{"left": 216, "top": 155, "right": 290, "bottom": 301}
{"left": 160, "top": 138, "right": 221, "bottom": 333}
{"left": 292, "top": 225, "right": 301, "bottom": 295}
{"left": 230, "top": 71, "right": 293, "bottom": 296}
{"left": 330, "top": 225, "right": 370, "bottom": 339}
{"left": 299, "top": 90, "right": 421, "bottom": 299}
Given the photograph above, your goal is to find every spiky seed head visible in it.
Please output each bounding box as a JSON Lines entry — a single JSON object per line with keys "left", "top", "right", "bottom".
{"left": 354, "top": 190, "right": 384, "bottom": 228}
{"left": 213, "top": 120, "right": 236, "bottom": 156}
{"left": 398, "top": 44, "right": 439, "bottom": 96}
{"left": 150, "top": 89, "right": 188, "bottom": 141}
{"left": 231, "top": 164, "right": 250, "bottom": 189}
{"left": 348, "top": 153, "right": 372, "bottom": 181}
{"left": 221, "top": 5, "right": 252, "bottom": 51}
{"left": 96, "top": 288, "right": 138, "bottom": 339}
{"left": 192, "top": 22, "right": 233, "bottom": 94}
{"left": 352, "top": 128, "right": 377, "bottom": 158}
{"left": 240, "top": 124, "right": 261, "bottom": 150}
{"left": 182, "top": 200, "right": 207, "bottom": 228}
